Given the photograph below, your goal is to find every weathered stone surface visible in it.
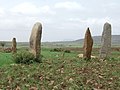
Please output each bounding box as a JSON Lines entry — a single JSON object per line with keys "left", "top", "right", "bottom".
{"left": 99, "top": 22, "right": 111, "bottom": 59}
{"left": 12, "top": 38, "right": 17, "bottom": 53}
{"left": 83, "top": 28, "right": 93, "bottom": 60}
{"left": 29, "top": 22, "right": 42, "bottom": 59}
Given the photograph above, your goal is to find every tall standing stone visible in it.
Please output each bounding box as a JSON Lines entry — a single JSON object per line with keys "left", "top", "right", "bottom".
{"left": 99, "top": 22, "right": 111, "bottom": 59}
{"left": 12, "top": 38, "right": 17, "bottom": 53}
{"left": 29, "top": 22, "right": 42, "bottom": 59}
{"left": 83, "top": 27, "right": 93, "bottom": 60}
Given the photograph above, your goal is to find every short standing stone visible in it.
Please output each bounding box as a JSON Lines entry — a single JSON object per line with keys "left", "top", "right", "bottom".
{"left": 83, "top": 27, "right": 93, "bottom": 60}
{"left": 29, "top": 22, "right": 42, "bottom": 59}
{"left": 99, "top": 22, "right": 111, "bottom": 59}
{"left": 12, "top": 38, "right": 17, "bottom": 53}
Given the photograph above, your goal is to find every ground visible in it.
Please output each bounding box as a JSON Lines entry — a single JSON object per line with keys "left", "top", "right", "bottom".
{"left": 0, "top": 47, "right": 120, "bottom": 89}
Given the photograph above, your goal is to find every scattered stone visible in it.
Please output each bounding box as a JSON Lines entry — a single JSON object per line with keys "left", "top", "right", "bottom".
{"left": 77, "top": 54, "right": 96, "bottom": 58}
{"left": 48, "top": 80, "right": 54, "bottom": 86}
{"left": 99, "top": 22, "right": 111, "bottom": 59}
{"left": 69, "top": 78, "right": 74, "bottom": 83}
{"left": 77, "top": 54, "right": 83, "bottom": 58}
{"left": 29, "top": 87, "right": 38, "bottom": 90}
{"left": 15, "top": 86, "right": 21, "bottom": 90}
{"left": 29, "top": 22, "right": 42, "bottom": 59}
{"left": 4, "top": 48, "right": 12, "bottom": 53}
{"left": 12, "top": 38, "right": 17, "bottom": 53}
{"left": 83, "top": 27, "right": 93, "bottom": 60}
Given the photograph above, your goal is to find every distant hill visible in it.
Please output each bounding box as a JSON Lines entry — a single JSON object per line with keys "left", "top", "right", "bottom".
{"left": 75, "top": 35, "right": 120, "bottom": 46}
{"left": 0, "top": 35, "right": 120, "bottom": 48}
{"left": 43, "top": 35, "right": 120, "bottom": 47}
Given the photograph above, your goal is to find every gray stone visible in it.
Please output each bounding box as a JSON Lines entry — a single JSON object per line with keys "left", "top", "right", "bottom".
{"left": 29, "top": 22, "right": 42, "bottom": 59}
{"left": 83, "top": 27, "right": 93, "bottom": 60}
{"left": 12, "top": 38, "right": 17, "bottom": 53}
{"left": 99, "top": 22, "right": 111, "bottom": 59}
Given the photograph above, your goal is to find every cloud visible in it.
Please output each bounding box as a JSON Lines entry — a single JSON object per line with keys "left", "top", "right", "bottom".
{"left": 10, "top": 2, "right": 55, "bottom": 15}
{"left": 103, "top": 2, "right": 118, "bottom": 8}
{"left": 0, "top": 2, "right": 54, "bottom": 32}
{"left": 0, "top": 0, "right": 120, "bottom": 42}
{"left": 68, "top": 17, "right": 112, "bottom": 25}
{"left": 66, "top": 17, "right": 114, "bottom": 36}
{"left": 10, "top": 2, "right": 39, "bottom": 14}
{"left": 41, "top": 5, "right": 55, "bottom": 15}
{"left": 54, "top": 1, "right": 84, "bottom": 10}
{"left": 0, "top": 7, "right": 5, "bottom": 16}
{"left": 0, "top": 8, "right": 4, "bottom": 13}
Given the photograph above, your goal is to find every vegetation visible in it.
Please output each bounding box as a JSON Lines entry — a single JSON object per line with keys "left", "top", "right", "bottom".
{"left": 0, "top": 52, "right": 13, "bottom": 66}
{"left": 0, "top": 42, "right": 6, "bottom": 48}
{"left": 12, "top": 51, "right": 35, "bottom": 64}
{"left": 0, "top": 43, "right": 120, "bottom": 89}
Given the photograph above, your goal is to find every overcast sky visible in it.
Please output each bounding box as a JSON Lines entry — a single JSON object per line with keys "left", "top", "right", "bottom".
{"left": 0, "top": 0, "right": 120, "bottom": 42}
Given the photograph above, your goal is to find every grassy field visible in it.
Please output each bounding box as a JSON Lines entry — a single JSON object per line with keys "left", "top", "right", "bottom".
{"left": 0, "top": 52, "right": 13, "bottom": 66}
{"left": 0, "top": 47, "right": 120, "bottom": 89}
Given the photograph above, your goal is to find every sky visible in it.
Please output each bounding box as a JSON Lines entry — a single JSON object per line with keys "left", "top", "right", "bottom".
{"left": 0, "top": 0, "right": 120, "bottom": 42}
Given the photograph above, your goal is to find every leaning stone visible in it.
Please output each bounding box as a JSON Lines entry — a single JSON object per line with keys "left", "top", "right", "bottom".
{"left": 29, "top": 22, "right": 42, "bottom": 59}
{"left": 12, "top": 38, "right": 17, "bottom": 53}
{"left": 83, "top": 27, "right": 93, "bottom": 60}
{"left": 99, "top": 22, "right": 111, "bottom": 59}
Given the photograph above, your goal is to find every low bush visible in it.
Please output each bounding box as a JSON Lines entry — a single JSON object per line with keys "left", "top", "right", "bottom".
{"left": 50, "top": 48, "right": 63, "bottom": 52}
{"left": 64, "top": 50, "right": 71, "bottom": 53}
{"left": 12, "top": 51, "right": 35, "bottom": 64}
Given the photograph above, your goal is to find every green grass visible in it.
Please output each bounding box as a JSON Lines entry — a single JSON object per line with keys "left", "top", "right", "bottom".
{"left": 41, "top": 48, "right": 78, "bottom": 59}
{"left": 0, "top": 52, "right": 13, "bottom": 66}
{"left": 0, "top": 48, "right": 120, "bottom": 89}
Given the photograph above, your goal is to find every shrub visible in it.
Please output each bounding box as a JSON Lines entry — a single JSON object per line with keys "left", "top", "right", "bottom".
{"left": 64, "top": 50, "right": 71, "bottom": 53}
{"left": 0, "top": 42, "right": 5, "bottom": 48}
{"left": 50, "top": 48, "right": 63, "bottom": 52}
{"left": 12, "top": 51, "right": 35, "bottom": 64}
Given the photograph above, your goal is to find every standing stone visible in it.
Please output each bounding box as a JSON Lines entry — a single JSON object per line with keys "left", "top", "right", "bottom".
{"left": 83, "top": 27, "right": 93, "bottom": 60}
{"left": 12, "top": 38, "right": 17, "bottom": 53}
{"left": 29, "top": 22, "right": 42, "bottom": 59}
{"left": 99, "top": 22, "right": 111, "bottom": 59}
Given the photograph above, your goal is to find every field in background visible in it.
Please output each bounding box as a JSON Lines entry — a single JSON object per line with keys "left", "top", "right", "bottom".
{"left": 0, "top": 40, "right": 120, "bottom": 66}
{"left": 1, "top": 35, "right": 120, "bottom": 48}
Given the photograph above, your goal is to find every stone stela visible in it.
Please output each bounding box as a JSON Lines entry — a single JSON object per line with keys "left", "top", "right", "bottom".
{"left": 99, "top": 22, "right": 111, "bottom": 60}
{"left": 83, "top": 27, "right": 93, "bottom": 60}
{"left": 12, "top": 38, "right": 17, "bottom": 53}
{"left": 29, "top": 22, "right": 42, "bottom": 60}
